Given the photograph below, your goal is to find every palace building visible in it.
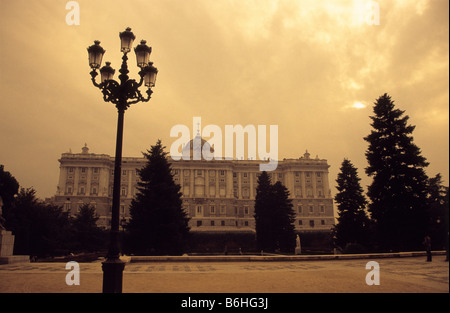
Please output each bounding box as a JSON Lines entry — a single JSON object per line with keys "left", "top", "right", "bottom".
{"left": 49, "top": 140, "right": 335, "bottom": 234}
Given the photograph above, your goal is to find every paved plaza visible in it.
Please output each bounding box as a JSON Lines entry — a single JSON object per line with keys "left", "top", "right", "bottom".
{"left": 0, "top": 255, "right": 448, "bottom": 293}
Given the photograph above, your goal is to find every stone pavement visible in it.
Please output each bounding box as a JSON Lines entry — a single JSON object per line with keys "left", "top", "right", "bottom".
{"left": 0, "top": 255, "right": 448, "bottom": 293}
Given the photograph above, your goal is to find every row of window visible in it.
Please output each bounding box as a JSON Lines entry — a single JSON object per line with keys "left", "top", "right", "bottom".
{"left": 68, "top": 167, "right": 326, "bottom": 182}
{"left": 194, "top": 219, "right": 327, "bottom": 227}
{"left": 195, "top": 220, "right": 251, "bottom": 227}
{"left": 173, "top": 169, "right": 325, "bottom": 179}
{"left": 185, "top": 204, "right": 327, "bottom": 216}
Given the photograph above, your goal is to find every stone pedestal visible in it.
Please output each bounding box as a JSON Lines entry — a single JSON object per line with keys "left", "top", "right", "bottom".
{"left": 295, "top": 247, "right": 301, "bottom": 255}
{"left": 0, "top": 230, "right": 29, "bottom": 264}
{"left": 0, "top": 230, "right": 15, "bottom": 257}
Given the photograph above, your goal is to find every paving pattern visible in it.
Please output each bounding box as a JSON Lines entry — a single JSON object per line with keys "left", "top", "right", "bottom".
{"left": 0, "top": 255, "right": 448, "bottom": 293}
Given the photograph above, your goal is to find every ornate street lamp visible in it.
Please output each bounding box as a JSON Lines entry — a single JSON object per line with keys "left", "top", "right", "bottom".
{"left": 87, "top": 27, "right": 158, "bottom": 293}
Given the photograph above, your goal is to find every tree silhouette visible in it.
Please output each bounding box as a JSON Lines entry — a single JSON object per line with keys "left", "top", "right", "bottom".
{"left": 334, "top": 159, "right": 370, "bottom": 250}
{"left": 7, "top": 188, "right": 71, "bottom": 257}
{"left": 71, "top": 203, "right": 105, "bottom": 252}
{"left": 364, "top": 93, "right": 429, "bottom": 251}
{"left": 126, "top": 140, "right": 190, "bottom": 255}
{"left": 254, "top": 172, "right": 296, "bottom": 253}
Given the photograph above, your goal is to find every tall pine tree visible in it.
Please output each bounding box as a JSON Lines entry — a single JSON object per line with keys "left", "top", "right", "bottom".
{"left": 254, "top": 172, "right": 296, "bottom": 253}
{"left": 364, "top": 93, "right": 429, "bottom": 252}
{"left": 254, "top": 172, "right": 273, "bottom": 252}
{"left": 126, "top": 140, "right": 190, "bottom": 255}
{"left": 334, "top": 159, "right": 369, "bottom": 250}
{"left": 272, "top": 181, "right": 296, "bottom": 253}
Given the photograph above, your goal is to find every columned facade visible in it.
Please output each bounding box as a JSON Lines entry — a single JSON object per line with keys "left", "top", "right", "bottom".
{"left": 50, "top": 144, "right": 335, "bottom": 233}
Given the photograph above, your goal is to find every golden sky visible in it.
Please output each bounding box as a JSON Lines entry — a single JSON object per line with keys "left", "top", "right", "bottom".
{"left": 0, "top": 0, "right": 448, "bottom": 199}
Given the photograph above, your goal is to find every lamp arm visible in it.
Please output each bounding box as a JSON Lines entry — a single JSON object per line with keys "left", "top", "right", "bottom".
{"left": 136, "top": 70, "right": 145, "bottom": 88}
{"left": 127, "top": 88, "right": 153, "bottom": 105}
{"left": 90, "top": 70, "right": 103, "bottom": 88}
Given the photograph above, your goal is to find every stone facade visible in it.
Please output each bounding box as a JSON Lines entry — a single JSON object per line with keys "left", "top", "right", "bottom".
{"left": 49, "top": 143, "right": 335, "bottom": 233}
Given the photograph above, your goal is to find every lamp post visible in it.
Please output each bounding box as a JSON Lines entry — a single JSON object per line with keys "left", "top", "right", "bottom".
{"left": 87, "top": 27, "right": 158, "bottom": 293}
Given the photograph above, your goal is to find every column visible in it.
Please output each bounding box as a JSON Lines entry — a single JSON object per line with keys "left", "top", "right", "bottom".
{"left": 215, "top": 169, "right": 219, "bottom": 198}
{"left": 190, "top": 169, "right": 194, "bottom": 197}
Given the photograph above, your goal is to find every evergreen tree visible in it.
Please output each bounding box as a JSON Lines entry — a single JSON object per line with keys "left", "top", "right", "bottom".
{"left": 254, "top": 172, "right": 296, "bottom": 253}
{"left": 8, "top": 188, "right": 71, "bottom": 257}
{"left": 254, "top": 171, "right": 274, "bottom": 252}
{"left": 334, "top": 159, "right": 370, "bottom": 250}
{"left": 364, "top": 93, "right": 429, "bottom": 251}
{"left": 426, "top": 174, "right": 449, "bottom": 249}
{"left": 126, "top": 140, "right": 190, "bottom": 255}
{"left": 271, "top": 181, "right": 296, "bottom": 253}
{"left": 71, "top": 204, "right": 106, "bottom": 252}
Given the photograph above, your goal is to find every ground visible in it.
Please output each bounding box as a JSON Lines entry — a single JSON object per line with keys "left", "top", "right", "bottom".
{"left": 0, "top": 255, "right": 448, "bottom": 293}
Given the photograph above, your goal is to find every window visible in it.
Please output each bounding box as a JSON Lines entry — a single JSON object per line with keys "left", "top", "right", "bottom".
{"left": 197, "top": 170, "right": 203, "bottom": 176}
{"left": 244, "top": 221, "right": 249, "bottom": 226}
{"left": 210, "top": 220, "right": 215, "bottom": 226}
{"left": 221, "top": 220, "right": 225, "bottom": 226}
{"left": 79, "top": 187, "right": 85, "bottom": 195}
{"left": 92, "top": 187, "right": 97, "bottom": 195}
{"left": 309, "top": 205, "right": 314, "bottom": 213}
{"left": 316, "top": 172, "right": 321, "bottom": 178}
{"left": 243, "top": 173, "right": 247, "bottom": 178}
{"left": 210, "top": 205, "right": 215, "bottom": 214}
{"left": 196, "top": 205, "right": 203, "bottom": 216}
{"left": 121, "top": 187, "right": 127, "bottom": 196}
{"left": 320, "top": 205, "right": 325, "bottom": 213}
{"left": 93, "top": 167, "right": 99, "bottom": 174}
{"left": 220, "top": 205, "right": 226, "bottom": 214}
{"left": 197, "top": 220, "right": 202, "bottom": 227}
{"left": 81, "top": 167, "right": 86, "bottom": 173}
{"left": 244, "top": 206, "right": 249, "bottom": 215}
{"left": 220, "top": 170, "right": 225, "bottom": 176}
{"left": 298, "top": 205, "right": 302, "bottom": 214}
{"left": 122, "top": 170, "right": 127, "bottom": 176}
{"left": 321, "top": 220, "right": 325, "bottom": 225}
{"left": 64, "top": 203, "right": 71, "bottom": 212}
{"left": 310, "top": 220, "right": 315, "bottom": 227}
{"left": 298, "top": 220, "right": 303, "bottom": 226}
{"left": 68, "top": 167, "right": 74, "bottom": 173}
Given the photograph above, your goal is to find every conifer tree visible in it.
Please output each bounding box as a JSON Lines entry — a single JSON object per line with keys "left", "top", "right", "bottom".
{"left": 254, "top": 171, "right": 273, "bottom": 252}
{"left": 254, "top": 172, "right": 296, "bottom": 253}
{"left": 271, "top": 181, "right": 296, "bottom": 253}
{"left": 364, "top": 93, "right": 429, "bottom": 251}
{"left": 334, "top": 159, "right": 369, "bottom": 249}
{"left": 126, "top": 140, "right": 190, "bottom": 255}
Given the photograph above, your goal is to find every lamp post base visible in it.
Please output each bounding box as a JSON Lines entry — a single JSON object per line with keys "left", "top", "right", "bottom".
{"left": 102, "top": 258, "right": 125, "bottom": 293}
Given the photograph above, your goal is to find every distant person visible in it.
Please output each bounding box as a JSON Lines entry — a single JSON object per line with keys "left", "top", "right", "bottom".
{"left": 423, "top": 235, "right": 432, "bottom": 262}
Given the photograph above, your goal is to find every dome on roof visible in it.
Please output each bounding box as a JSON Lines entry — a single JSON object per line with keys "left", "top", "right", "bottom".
{"left": 182, "top": 135, "right": 214, "bottom": 160}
